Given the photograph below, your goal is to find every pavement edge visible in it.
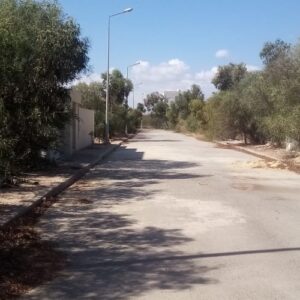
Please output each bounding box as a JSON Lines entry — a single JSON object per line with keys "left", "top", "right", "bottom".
{"left": 0, "top": 139, "right": 126, "bottom": 231}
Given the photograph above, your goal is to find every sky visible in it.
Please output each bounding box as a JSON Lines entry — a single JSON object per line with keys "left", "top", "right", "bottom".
{"left": 59, "top": 0, "right": 300, "bottom": 106}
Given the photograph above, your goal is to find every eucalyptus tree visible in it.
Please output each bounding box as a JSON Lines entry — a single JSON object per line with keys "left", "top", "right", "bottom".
{"left": 0, "top": 0, "right": 89, "bottom": 183}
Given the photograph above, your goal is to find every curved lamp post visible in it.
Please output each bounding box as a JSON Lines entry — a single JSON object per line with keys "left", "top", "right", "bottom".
{"left": 125, "top": 61, "right": 140, "bottom": 134}
{"left": 105, "top": 8, "right": 133, "bottom": 143}
{"left": 132, "top": 82, "right": 143, "bottom": 109}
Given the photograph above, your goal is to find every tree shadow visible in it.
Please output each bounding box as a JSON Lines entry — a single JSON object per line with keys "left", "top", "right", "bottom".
{"left": 21, "top": 145, "right": 218, "bottom": 299}
{"left": 27, "top": 207, "right": 218, "bottom": 300}
{"left": 0, "top": 183, "right": 54, "bottom": 227}
{"left": 57, "top": 145, "right": 211, "bottom": 209}
{"left": 130, "top": 139, "right": 182, "bottom": 143}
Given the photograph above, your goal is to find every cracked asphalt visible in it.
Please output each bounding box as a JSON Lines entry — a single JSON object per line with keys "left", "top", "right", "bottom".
{"left": 22, "top": 129, "right": 300, "bottom": 300}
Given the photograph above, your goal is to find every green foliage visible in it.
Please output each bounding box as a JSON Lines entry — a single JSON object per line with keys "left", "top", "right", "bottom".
{"left": 212, "top": 63, "right": 247, "bottom": 91}
{"left": 185, "top": 99, "right": 206, "bottom": 132}
{"left": 144, "top": 92, "right": 166, "bottom": 112}
{"left": 260, "top": 39, "right": 291, "bottom": 66}
{"left": 205, "top": 40, "right": 300, "bottom": 145}
{"left": 0, "top": 0, "right": 89, "bottom": 183}
{"left": 165, "top": 39, "right": 300, "bottom": 147}
{"left": 110, "top": 105, "right": 127, "bottom": 135}
{"left": 101, "top": 69, "right": 133, "bottom": 107}
{"left": 75, "top": 82, "right": 105, "bottom": 111}
{"left": 151, "top": 101, "right": 169, "bottom": 128}
{"left": 166, "top": 102, "right": 179, "bottom": 129}
{"left": 173, "top": 84, "right": 204, "bottom": 120}
{"left": 143, "top": 92, "right": 168, "bottom": 128}
{"left": 165, "top": 85, "right": 205, "bottom": 131}
{"left": 74, "top": 82, "right": 105, "bottom": 138}
{"left": 136, "top": 103, "right": 146, "bottom": 113}
{"left": 74, "top": 71, "right": 138, "bottom": 138}
{"left": 127, "top": 109, "right": 142, "bottom": 133}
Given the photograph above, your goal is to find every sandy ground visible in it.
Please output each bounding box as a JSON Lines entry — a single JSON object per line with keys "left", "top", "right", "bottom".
{"left": 216, "top": 139, "right": 300, "bottom": 172}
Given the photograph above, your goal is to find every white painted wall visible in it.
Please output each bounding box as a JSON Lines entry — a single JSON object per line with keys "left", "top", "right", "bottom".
{"left": 77, "top": 107, "right": 94, "bottom": 150}
{"left": 61, "top": 90, "right": 95, "bottom": 157}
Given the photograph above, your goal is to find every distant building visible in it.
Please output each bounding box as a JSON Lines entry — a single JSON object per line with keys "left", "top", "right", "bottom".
{"left": 163, "top": 91, "right": 180, "bottom": 103}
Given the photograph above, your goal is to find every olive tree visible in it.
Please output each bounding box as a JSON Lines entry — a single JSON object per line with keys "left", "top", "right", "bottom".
{"left": 0, "top": 0, "right": 89, "bottom": 183}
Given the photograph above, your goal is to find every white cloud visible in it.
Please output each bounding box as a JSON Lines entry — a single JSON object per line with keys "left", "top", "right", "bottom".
{"left": 195, "top": 67, "right": 218, "bottom": 81}
{"left": 246, "top": 64, "right": 261, "bottom": 72}
{"left": 130, "top": 59, "right": 218, "bottom": 103}
{"left": 71, "top": 59, "right": 262, "bottom": 107}
{"left": 132, "top": 59, "right": 189, "bottom": 82}
{"left": 215, "top": 49, "right": 230, "bottom": 59}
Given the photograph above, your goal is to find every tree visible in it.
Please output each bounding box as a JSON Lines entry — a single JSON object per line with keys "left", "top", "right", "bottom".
{"left": 189, "top": 84, "right": 205, "bottom": 101}
{"left": 212, "top": 63, "right": 247, "bottom": 91}
{"left": 166, "top": 102, "right": 179, "bottom": 128}
{"left": 136, "top": 103, "right": 146, "bottom": 113}
{"left": 101, "top": 69, "right": 133, "bottom": 108}
{"left": 152, "top": 101, "right": 169, "bottom": 128}
{"left": 260, "top": 43, "right": 300, "bottom": 144}
{"left": 75, "top": 82, "right": 105, "bottom": 111}
{"left": 74, "top": 82, "right": 106, "bottom": 138}
{"left": 144, "top": 92, "right": 167, "bottom": 112}
{"left": 173, "top": 84, "right": 205, "bottom": 120}
{"left": 260, "top": 39, "right": 291, "bottom": 66}
{"left": 186, "top": 98, "right": 207, "bottom": 132}
{"left": 0, "top": 0, "right": 89, "bottom": 183}
{"left": 127, "top": 108, "right": 143, "bottom": 132}
{"left": 143, "top": 92, "right": 168, "bottom": 128}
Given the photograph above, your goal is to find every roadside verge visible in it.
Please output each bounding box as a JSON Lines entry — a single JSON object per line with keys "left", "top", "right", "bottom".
{"left": 215, "top": 141, "right": 300, "bottom": 174}
{"left": 0, "top": 140, "right": 125, "bottom": 231}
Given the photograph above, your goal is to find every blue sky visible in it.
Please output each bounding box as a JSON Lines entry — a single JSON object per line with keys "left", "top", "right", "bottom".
{"left": 60, "top": 0, "right": 300, "bottom": 104}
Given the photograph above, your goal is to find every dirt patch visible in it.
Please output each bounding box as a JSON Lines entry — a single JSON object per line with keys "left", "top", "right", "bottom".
{"left": 0, "top": 196, "right": 67, "bottom": 299}
{"left": 77, "top": 198, "right": 93, "bottom": 205}
{"left": 0, "top": 226, "right": 66, "bottom": 299}
{"left": 216, "top": 141, "right": 300, "bottom": 174}
{"left": 233, "top": 160, "right": 288, "bottom": 170}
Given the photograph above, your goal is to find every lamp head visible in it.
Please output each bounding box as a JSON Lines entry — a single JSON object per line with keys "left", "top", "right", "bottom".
{"left": 123, "top": 8, "right": 133, "bottom": 13}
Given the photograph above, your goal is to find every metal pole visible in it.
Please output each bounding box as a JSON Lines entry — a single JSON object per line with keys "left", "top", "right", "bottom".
{"left": 133, "top": 87, "right": 135, "bottom": 109}
{"left": 104, "top": 8, "right": 133, "bottom": 142}
{"left": 125, "top": 62, "right": 140, "bottom": 134}
{"left": 105, "top": 16, "right": 111, "bottom": 143}
{"left": 125, "top": 66, "right": 129, "bottom": 135}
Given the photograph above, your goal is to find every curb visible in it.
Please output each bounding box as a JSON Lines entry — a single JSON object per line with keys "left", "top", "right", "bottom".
{"left": 1, "top": 140, "right": 125, "bottom": 231}
{"left": 215, "top": 141, "right": 300, "bottom": 174}
{"left": 215, "top": 141, "right": 279, "bottom": 162}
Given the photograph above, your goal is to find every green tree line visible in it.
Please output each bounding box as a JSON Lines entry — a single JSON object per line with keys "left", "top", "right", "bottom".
{"left": 0, "top": 0, "right": 144, "bottom": 185}
{"left": 146, "top": 39, "right": 300, "bottom": 147}
{"left": 73, "top": 69, "right": 144, "bottom": 139}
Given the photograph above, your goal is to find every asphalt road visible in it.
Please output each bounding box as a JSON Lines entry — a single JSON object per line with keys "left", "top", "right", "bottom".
{"left": 24, "top": 129, "right": 300, "bottom": 300}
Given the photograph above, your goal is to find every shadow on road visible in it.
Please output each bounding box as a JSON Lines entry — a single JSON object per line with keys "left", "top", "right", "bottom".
{"left": 23, "top": 145, "right": 218, "bottom": 299}
{"left": 130, "top": 139, "right": 182, "bottom": 143}
{"left": 21, "top": 143, "right": 300, "bottom": 299}
{"left": 34, "top": 209, "right": 219, "bottom": 300}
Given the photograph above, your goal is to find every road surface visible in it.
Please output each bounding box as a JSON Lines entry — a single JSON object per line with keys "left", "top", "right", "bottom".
{"left": 24, "top": 129, "right": 300, "bottom": 299}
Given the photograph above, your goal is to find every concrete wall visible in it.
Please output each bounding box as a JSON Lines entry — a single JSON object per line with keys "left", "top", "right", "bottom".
{"left": 61, "top": 91, "right": 95, "bottom": 157}
{"left": 77, "top": 107, "right": 94, "bottom": 150}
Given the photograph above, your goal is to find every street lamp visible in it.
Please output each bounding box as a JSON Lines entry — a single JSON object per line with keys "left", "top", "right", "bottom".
{"left": 105, "top": 7, "right": 133, "bottom": 143}
{"left": 126, "top": 61, "right": 140, "bottom": 106}
{"left": 132, "top": 82, "right": 143, "bottom": 109}
{"left": 125, "top": 62, "right": 140, "bottom": 134}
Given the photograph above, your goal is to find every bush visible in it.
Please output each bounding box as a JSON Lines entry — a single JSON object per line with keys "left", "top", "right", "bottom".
{"left": 0, "top": 0, "right": 89, "bottom": 181}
